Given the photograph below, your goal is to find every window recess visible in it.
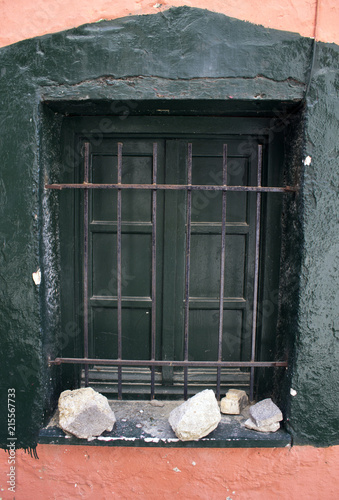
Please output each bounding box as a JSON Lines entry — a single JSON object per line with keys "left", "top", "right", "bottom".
{"left": 46, "top": 117, "right": 296, "bottom": 401}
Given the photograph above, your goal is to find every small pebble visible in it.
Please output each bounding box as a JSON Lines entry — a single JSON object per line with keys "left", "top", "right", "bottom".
{"left": 150, "top": 399, "right": 165, "bottom": 407}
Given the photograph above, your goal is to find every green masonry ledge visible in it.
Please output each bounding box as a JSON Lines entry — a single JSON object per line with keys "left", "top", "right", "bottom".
{"left": 38, "top": 401, "right": 291, "bottom": 448}
{"left": 0, "top": 7, "right": 338, "bottom": 449}
{"left": 38, "top": 425, "right": 291, "bottom": 449}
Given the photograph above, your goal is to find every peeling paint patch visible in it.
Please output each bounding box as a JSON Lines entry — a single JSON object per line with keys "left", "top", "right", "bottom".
{"left": 32, "top": 268, "right": 41, "bottom": 285}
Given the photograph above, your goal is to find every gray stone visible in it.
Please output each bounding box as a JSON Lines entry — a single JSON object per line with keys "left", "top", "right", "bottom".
{"left": 245, "top": 417, "right": 280, "bottom": 433}
{"left": 168, "top": 389, "right": 221, "bottom": 441}
{"left": 249, "top": 398, "right": 283, "bottom": 427}
{"left": 58, "top": 387, "right": 116, "bottom": 439}
{"left": 220, "top": 389, "right": 248, "bottom": 414}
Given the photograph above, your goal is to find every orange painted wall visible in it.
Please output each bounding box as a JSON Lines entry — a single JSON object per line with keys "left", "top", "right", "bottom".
{"left": 0, "top": 0, "right": 339, "bottom": 48}
{"left": 1, "top": 444, "right": 339, "bottom": 499}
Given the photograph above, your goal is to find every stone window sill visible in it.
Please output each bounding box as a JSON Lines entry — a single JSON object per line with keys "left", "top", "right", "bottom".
{"left": 39, "top": 400, "right": 291, "bottom": 448}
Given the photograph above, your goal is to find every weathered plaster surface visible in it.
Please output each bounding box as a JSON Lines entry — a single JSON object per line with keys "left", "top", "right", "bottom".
{"left": 1, "top": 445, "right": 339, "bottom": 499}
{"left": 1, "top": 0, "right": 339, "bottom": 47}
{"left": 287, "top": 42, "right": 339, "bottom": 445}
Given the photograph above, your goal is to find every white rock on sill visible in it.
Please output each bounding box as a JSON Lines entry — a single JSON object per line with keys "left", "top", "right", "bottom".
{"left": 220, "top": 389, "right": 248, "bottom": 415}
{"left": 58, "top": 387, "right": 116, "bottom": 440}
{"left": 245, "top": 417, "right": 280, "bottom": 433}
{"left": 168, "top": 389, "right": 221, "bottom": 441}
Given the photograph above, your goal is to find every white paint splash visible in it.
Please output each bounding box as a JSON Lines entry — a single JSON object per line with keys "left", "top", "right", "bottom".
{"left": 304, "top": 156, "right": 312, "bottom": 166}
{"left": 97, "top": 436, "right": 137, "bottom": 442}
{"left": 144, "top": 437, "right": 160, "bottom": 443}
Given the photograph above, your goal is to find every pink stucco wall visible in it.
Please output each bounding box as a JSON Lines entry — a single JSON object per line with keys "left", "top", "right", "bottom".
{"left": 1, "top": 444, "right": 339, "bottom": 499}
{"left": 0, "top": 0, "right": 339, "bottom": 48}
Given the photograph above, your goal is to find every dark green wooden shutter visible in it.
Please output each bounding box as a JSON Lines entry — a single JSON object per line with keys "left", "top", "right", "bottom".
{"left": 59, "top": 116, "right": 283, "bottom": 397}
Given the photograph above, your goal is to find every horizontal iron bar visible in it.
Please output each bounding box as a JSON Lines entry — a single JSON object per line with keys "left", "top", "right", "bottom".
{"left": 45, "top": 183, "right": 296, "bottom": 193}
{"left": 49, "top": 357, "right": 287, "bottom": 368}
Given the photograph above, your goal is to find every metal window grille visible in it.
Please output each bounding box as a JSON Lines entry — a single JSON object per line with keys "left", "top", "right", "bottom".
{"left": 47, "top": 141, "right": 295, "bottom": 401}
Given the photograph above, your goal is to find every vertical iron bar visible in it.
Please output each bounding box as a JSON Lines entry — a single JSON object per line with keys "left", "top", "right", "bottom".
{"left": 151, "top": 143, "right": 157, "bottom": 399}
{"left": 117, "top": 143, "right": 123, "bottom": 399}
{"left": 83, "top": 142, "right": 90, "bottom": 387}
{"left": 216, "top": 144, "right": 227, "bottom": 400}
{"left": 184, "top": 143, "right": 193, "bottom": 400}
{"left": 250, "top": 144, "right": 263, "bottom": 402}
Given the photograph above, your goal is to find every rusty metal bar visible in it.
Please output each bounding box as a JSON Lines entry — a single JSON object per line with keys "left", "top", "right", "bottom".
{"left": 83, "top": 142, "right": 90, "bottom": 387}
{"left": 249, "top": 144, "right": 263, "bottom": 402}
{"left": 216, "top": 144, "right": 227, "bottom": 400}
{"left": 151, "top": 143, "right": 157, "bottom": 400}
{"left": 183, "top": 143, "right": 193, "bottom": 400}
{"left": 46, "top": 183, "right": 296, "bottom": 193}
{"left": 49, "top": 357, "right": 288, "bottom": 368}
{"left": 117, "top": 143, "right": 123, "bottom": 399}
{"left": 51, "top": 140, "right": 292, "bottom": 399}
